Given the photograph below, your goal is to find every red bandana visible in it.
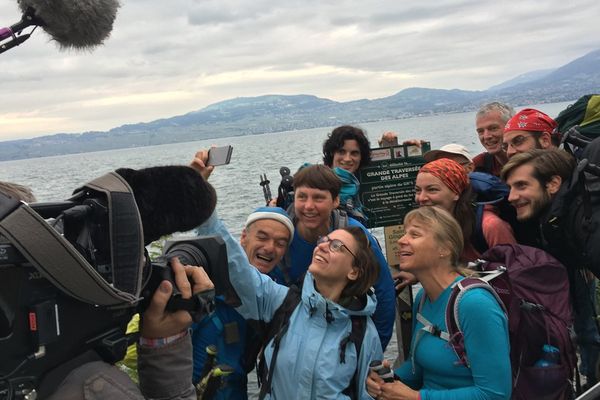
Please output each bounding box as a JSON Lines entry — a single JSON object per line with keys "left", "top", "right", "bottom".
{"left": 504, "top": 108, "right": 557, "bottom": 134}
{"left": 419, "top": 158, "right": 469, "bottom": 195}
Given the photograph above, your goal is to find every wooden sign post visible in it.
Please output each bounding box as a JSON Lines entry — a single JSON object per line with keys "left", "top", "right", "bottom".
{"left": 359, "top": 142, "right": 430, "bottom": 363}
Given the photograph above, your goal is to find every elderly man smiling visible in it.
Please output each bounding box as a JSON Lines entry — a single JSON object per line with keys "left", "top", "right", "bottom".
{"left": 473, "top": 102, "right": 515, "bottom": 176}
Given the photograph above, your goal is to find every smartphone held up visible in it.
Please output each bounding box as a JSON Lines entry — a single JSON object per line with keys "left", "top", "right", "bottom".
{"left": 207, "top": 146, "right": 233, "bottom": 166}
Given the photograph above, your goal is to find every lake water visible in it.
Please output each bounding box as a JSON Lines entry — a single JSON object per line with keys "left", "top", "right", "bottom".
{"left": 0, "top": 101, "right": 574, "bottom": 396}
{"left": 0, "top": 101, "right": 572, "bottom": 235}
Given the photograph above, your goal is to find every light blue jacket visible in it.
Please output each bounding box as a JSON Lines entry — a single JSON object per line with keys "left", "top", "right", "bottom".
{"left": 196, "top": 213, "right": 383, "bottom": 399}
{"left": 269, "top": 212, "right": 396, "bottom": 350}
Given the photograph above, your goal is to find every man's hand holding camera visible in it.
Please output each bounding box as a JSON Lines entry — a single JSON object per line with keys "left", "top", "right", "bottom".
{"left": 141, "top": 257, "right": 214, "bottom": 340}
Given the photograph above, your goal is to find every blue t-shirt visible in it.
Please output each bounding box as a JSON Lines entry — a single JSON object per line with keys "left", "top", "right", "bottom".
{"left": 395, "top": 277, "right": 511, "bottom": 400}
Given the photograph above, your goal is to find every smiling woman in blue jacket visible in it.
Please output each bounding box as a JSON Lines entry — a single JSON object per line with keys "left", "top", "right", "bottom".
{"left": 196, "top": 212, "right": 383, "bottom": 400}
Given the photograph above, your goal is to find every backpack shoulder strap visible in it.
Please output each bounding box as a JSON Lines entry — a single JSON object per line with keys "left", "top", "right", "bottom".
{"left": 410, "top": 290, "right": 451, "bottom": 373}
{"left": 472, "top": 203, "right": 488, "bottom": 254}
{"left": 340, "top": 314, "right": 368, "bottom": 400}
{"left": 445, "top": 276, "right": 506, "bottom": 368}
{"left": 332, "top": 209, "right": 349, "bottom": 229}
{"left": 257, "top": 285, "right": 302, "bottom": 399}
{"left": 484, "top": 152, "right": 494, "bottom": 174}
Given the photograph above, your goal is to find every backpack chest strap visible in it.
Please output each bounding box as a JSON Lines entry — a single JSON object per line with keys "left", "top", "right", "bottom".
{"left": 416, "top": 312, "right": 450, "bottom": 341}
{"left": 410, "top": 293, "right": 450, "bottom": 373}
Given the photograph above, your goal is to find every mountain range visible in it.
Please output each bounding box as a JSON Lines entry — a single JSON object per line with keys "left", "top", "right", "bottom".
{"left": 1, "top": 48, "right": 599, "bottom": 161}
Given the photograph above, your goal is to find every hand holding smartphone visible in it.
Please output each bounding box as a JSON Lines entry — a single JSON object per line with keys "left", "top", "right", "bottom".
{"left": 207, "top": 145, "right": 233, "bottom": 166}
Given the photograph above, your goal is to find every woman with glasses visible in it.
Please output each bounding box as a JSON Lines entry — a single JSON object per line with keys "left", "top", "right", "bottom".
{"left": 415, "top": 158, "right": 516, "bottom": 262}
{"left": 195, "top": 211, "right": 383, "bottom": 399}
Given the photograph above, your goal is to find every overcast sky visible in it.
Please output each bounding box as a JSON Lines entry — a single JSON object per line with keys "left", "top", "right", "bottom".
{"left": 0, "top": 0, "right": 598, "bottom": 141}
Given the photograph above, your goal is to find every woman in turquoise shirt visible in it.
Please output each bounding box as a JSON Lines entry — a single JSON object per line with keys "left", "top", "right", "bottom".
{"left": 367, "top": 206, "right": 511, "bottom": 400}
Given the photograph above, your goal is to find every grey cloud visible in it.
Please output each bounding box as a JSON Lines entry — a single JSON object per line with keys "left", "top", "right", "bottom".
{"left": 0, "top": 0, "right": 599, "bottom": 140}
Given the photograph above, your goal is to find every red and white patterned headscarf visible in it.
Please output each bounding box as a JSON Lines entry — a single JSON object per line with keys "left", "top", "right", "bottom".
{"left": 504, "top": 108, "right": 557, "bottom": 135}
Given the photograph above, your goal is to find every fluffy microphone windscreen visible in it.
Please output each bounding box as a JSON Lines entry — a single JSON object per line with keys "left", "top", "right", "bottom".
{"left": 116, "top": 166, "right": 217, "bottom": 245}
{"left": 17, "top": 0, "right": 120, "bottom": 49}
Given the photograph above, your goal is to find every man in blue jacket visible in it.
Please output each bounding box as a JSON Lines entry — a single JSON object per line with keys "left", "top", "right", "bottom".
{"left": 269, "top": 164, "right": 396, "bottom": 349}
{"left": 191, "top": 206, "right": 294, "bottom": 399}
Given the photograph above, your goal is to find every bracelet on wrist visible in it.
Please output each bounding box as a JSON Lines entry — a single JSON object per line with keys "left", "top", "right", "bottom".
{"left": 139, "top": 330, "right": 187, "bottom": 348}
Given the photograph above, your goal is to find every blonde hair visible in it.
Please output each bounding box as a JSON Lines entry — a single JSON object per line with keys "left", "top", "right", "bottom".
{"left": 403, "top": 206, "right": 463, "bottom": 268}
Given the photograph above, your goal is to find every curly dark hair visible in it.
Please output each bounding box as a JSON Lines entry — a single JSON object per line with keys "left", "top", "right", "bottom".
{"left": 322, "top": 125, "right": 371, "bottom": 172}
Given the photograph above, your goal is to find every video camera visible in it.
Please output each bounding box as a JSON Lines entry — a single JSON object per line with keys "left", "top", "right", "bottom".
{"left": 0, "top": 166, "right": 239, "bottom": 400}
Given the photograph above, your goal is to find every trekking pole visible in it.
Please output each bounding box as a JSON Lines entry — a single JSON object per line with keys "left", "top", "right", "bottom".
{"left": 195, "top": 345, "right": 218, "bottom": 398}
{"left": 199, "top": 364, "right": 234, "bottom": 400}
{"left": 260, "top": 173, "right": 272, "bottom": 205}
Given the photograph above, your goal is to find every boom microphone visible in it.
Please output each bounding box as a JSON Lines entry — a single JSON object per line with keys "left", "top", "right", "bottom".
{"left": 0, "top": 0, "right": 120, "bottom": 53}
{"left": 115, "top": 166, "right": 218, "bottom": 245}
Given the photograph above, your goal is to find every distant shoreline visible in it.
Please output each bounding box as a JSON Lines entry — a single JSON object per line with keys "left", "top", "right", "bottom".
{"left": 0, "top": 99, "right": 578, "bottom": 162}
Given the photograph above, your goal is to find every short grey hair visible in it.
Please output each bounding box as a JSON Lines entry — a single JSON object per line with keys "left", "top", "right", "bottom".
{"left": 476, "top": 102, "right": 515, "bottom": 124}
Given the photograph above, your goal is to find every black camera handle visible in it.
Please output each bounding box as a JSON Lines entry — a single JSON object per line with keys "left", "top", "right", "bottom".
{"left": 0, "top": 172, "right": 145, "bottom": 307}
{"left": 166, "top": 288, "right": 216, "bottom": 323}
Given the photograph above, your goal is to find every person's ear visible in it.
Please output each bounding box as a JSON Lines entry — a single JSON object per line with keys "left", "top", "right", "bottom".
{"left": 539, "top": 132, "right": 552, "bottom": 149}
{"left": 240, "top": 228, "right": 248, "bottom": 247}
{"left": 347, "top": 266, "right": 359, "bottom": 281}
{"left": 438, "top": 242, "right": 452, "bottom": 260}
{"left": 546, "top": 175, "right": 562, "bottom": 196}
{"left": 333, "top": 195, "right": 340, "bottom": 209}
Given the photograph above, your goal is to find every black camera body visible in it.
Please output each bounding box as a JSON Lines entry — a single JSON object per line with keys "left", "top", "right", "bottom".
{"left": 0, "top": 253, "right": 132, "bottom": 395}
{"left": 0, "top": 167, "right": 231, "bottom": 399}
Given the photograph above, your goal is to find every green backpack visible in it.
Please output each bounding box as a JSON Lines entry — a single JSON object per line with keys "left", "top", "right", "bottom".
{"left": 555, "top": 94, "right": 600, "bottom": 142}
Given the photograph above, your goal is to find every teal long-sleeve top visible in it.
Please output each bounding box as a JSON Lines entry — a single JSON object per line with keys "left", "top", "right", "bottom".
{"left": 395, "top": 277, "right": 511, "bottom": 400}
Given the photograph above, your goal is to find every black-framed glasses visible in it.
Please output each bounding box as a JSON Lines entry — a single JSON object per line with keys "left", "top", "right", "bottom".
{"left": 317, "top": 235, "right": 357, "bottom": 260}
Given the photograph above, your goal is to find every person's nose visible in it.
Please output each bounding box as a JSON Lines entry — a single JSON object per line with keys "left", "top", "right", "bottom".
{"left": 397, "top": 234, "right": 408, "bottom": 246}
{"left": 506, "top": 143, "right": 517, "bottom": 158}
{"left": 507, "top": 187, "right": 518, "bottom": 204}
{"left": 304, "top": 197, "right": 315, "bottom": 209}
{"left": 482, "top": 128, "right": 493, "bottom": 139}
{"left": 263, "top": 239, "right": 275, "bottom": 253}
{"left": 317, "top": 238, "right": 330, "bottom": 252}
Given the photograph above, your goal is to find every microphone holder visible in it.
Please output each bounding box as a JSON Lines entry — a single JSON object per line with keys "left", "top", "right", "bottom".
{"left": 0, "top": 7, "right": 44, "bottom": 55}
{"left": 0, "top": 33, "right": 30, "bottom": 54}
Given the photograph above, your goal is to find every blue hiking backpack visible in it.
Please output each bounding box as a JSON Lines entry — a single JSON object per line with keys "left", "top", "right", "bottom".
{"left": 469, "top": 172, "right": 519, "bottom": 253}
